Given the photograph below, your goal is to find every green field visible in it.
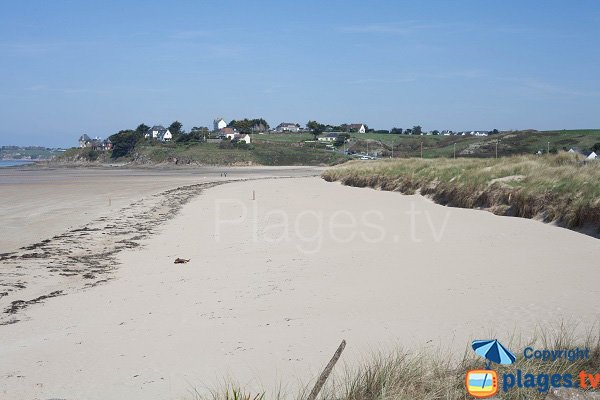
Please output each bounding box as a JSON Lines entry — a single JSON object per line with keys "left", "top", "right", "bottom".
{"left": 345, "top": 129, "right": 600, "bottom": 158}
{"left": 251, "top": 132, "right": 314, "bottom": 143}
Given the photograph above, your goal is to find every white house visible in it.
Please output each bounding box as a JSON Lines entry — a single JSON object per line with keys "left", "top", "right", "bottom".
{"left": 587, "top": 151, "right": 598, "bottom": 160}
{"left": 158, "top": 130, "right": 172, "bottom": 142}
{"left": 348, "top": 124, "right": 366, "bottom": 133}
{"left": 276, "top": 122, "right": 300, "bottom": 133}
{"left": 318, "top": 133, "right": 338, "bottom": 142}
{"left": 213, "top": 118, "right": 227, "bottom": 131}
{"left": 145, "top": 125, "right": 172, "bottom": 140}
{"left": 226, "top": 133, "right": 251, "bottom": 144}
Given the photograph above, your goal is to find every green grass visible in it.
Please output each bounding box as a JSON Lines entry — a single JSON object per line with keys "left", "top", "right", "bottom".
{"left": 113, "top": 141, "right": 348, "bottom": 166}
{"left": 345, "top": 129, "right": 600, "bottom": 159}
{"left": 322, "top": 153, "right": 600, "bottom": 236}
{"left": 251, "top": 133, "right": 314, "bottom": 143}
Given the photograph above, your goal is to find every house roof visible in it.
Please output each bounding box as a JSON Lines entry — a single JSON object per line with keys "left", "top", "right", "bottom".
{"left": 348, "top": 124, "right": 364, "bottom": 129}
{"left": 277, "top": 122, "right": 298, "bottom": 127}
{"left": 151, "top": 125, "right": 167, "bottom": 132}
{"left": 79, "top": 134, "right": 92, "bottom": 142}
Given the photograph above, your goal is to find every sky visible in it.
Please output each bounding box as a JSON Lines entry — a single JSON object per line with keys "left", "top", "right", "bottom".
{"left": 1, "top": 1, "right": 599, "bottom": 147}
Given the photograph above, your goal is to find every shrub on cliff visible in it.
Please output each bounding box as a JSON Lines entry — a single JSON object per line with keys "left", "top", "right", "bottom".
{"left": 109, "top": 130, "right": 143, "bottom": 158}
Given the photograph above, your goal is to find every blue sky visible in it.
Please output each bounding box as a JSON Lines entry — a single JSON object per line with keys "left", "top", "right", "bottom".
{"left": 1, "top": 1, "right": 599, "bottom": 147}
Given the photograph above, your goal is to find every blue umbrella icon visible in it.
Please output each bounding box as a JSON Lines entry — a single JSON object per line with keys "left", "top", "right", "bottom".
{"left": 472, "top": 339, "right": 516, "bottom": 369}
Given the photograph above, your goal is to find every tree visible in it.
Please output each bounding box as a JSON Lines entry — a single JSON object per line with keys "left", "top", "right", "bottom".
{"left": 109, "top": 130, "right": 143, "bottom": 159}
{"left": 176, "top": 126, "right": 208, "bottom": 143}
{"left": 592, "top": 142, "right": 600, "bottom": 152}
{"left": 307, "top": 120, "right": 325, "bottom": 139}
{"left": 412, "top": 125, "right": 422, "bottom": 135}
{"left": 226, "top": 118, "right": 269, "bottom": 134}
{"left": 431, "top": 130, "right": 440, "bottom": 135}
{"left": 334, "top": 133, "right": 350, "bottom": 147}
{"left": 491, "top": 129, "right": 500, "bottom": 135}
{"left": 390, "top": 127, "right": 403, "bottom": 134}
{"left": 135, "top": 123, "right": 150, "bottom": 134}
{"left": 168, "top": 121, "right": 183, "bottom": 136}
{"left": 404, "top": 129, "right": 412, "bottom": 135}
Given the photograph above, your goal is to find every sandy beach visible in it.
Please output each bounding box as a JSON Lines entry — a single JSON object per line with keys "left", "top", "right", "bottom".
{"left": 1, "top": 170, "right": 599, "bottom": 400}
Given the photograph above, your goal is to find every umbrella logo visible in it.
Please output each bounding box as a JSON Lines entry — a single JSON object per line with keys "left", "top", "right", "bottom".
{"left": 466, "top": 339, "right": 516, "bottom": 398}
{"left": 472, "top": 339, "right": 516, "bottom": 369}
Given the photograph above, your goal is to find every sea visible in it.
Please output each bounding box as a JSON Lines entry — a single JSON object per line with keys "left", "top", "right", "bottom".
{"left": 0, "top": 160, "right": 36, "bottom": 168}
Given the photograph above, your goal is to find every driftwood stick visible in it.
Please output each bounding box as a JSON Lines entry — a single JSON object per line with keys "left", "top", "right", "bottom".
{"left": 306, "top": 340, "right": 346, "bottom": 400}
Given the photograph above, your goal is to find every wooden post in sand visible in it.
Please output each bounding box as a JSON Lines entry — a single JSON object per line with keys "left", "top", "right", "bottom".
{"left": 252, "top": 190, "right": 255, "bottom": 200}
{"left": 306, "top": 340, "right": 346, "bottom": 400}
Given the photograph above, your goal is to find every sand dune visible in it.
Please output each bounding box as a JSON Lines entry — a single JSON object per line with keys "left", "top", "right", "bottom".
{"left": 1, "top": 175, "right": 598, "bottom": 400}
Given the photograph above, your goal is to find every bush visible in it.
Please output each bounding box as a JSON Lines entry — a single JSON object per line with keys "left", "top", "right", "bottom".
{"left": 109, "top": 130, "right": 143, "bottom": 158}
{"left": 81, "top": 148, "right": 99, "bottom": 161}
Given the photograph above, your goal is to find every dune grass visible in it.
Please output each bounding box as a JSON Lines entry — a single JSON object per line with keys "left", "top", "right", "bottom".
{"left": 321, "top": 153, "right": 600, "bottom": 237}
{"left": 194, "top": 324, "right": 600, "bottom": 400}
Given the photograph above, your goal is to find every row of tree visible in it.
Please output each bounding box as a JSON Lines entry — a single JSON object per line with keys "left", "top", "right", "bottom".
{"left": 227, "top": 118, "right": 269, "bottom": 133}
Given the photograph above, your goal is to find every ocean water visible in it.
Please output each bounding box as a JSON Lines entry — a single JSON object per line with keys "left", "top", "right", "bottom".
{"left": 0, "top": 160, "right": 35, "bottom": 168}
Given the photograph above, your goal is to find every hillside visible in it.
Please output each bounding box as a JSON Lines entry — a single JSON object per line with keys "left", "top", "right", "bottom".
{"left": 57, "top": 129, "right": 600, "bottom": 166}
{"left": 59, "top": 141, "right": 347, "bottom": 166}
{"left": 1, "top": 146, "right": 64, "bottom": 160}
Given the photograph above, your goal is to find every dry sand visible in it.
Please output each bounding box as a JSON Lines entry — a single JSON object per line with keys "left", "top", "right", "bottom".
{"left": 1, "top": 173, "right": 599, "bottom": 400}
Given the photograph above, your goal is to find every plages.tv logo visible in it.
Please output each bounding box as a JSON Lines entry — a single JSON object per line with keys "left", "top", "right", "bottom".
{"left": 466, "top": 339, "right": 516, "bottom": 398}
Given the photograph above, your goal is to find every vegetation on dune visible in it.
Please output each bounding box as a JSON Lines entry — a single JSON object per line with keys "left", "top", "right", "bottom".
{"left": 322, "top": 154, "right": 600, "bottom": 236}
{"left": 195, "top": 325, "right": 600, "bottom": 400}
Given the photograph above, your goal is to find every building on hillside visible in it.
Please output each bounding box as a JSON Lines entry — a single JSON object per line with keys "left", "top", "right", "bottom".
{"left": 318, "top": 133, "right": 338, "bottom": 142}
{"left": 276, "top": 122, "right": 300, "bottom": 133}
{"left": 213, "top": 118, "right": 227, "bottom": 131}
{"left": 144, "top": 125, "right": 172, "bottom": 141}
{"left": 348, "top": 124, "right": 366, "bottom": 133}
{"left": 78, "top": 134, "right": 112, "bottom": 150}
{"left": 586, "top": 151, "right": 598, "bottom": 160}
{"left": 226, "top": 133, "right": 251, "bottom": 144}
{"left": 221, "top": 127, "right": 237, "bottom": 135}
{"left": 79, "top": 134, "right": 93, "bottom": 148}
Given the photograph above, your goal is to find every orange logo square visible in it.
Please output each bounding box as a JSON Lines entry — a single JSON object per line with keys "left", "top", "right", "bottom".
{"left": 466, "top": 369, "right": 498, "bottom": 398}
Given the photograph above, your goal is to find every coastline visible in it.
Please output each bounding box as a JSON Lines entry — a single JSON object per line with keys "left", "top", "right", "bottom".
{"left": 1, "top": 174, "right": 599, "bottom": 399}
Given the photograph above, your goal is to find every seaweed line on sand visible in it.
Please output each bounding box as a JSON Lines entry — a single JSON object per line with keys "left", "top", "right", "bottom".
{"left": 0, "top": 180, "right": 231, "bottom": 325}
